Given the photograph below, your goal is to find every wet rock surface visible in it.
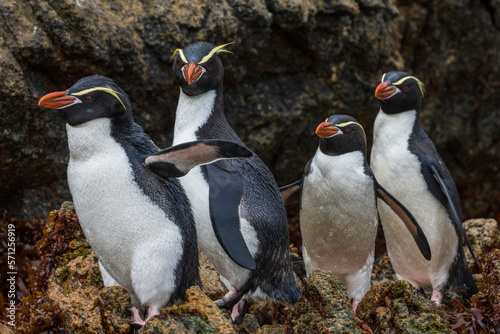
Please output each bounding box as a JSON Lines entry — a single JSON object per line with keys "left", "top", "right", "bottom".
{"left": 0, "top": 0, "right": 498, "bottom": 222}
{"left": 8, "top": 202, "right": 500, "bottom": 333}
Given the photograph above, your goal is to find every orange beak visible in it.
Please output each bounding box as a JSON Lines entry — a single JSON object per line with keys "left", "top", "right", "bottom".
{"left": 38, "top": 91, "right": 77, "bottom": 109}
{"left": 375, "top": 82, "right": 397, "bottom": 99}
{"left": 316, "top": 122, "right": 340, "bottom": 138}
{"left": 183, "top": 62, "right": 205, "bottom": 84}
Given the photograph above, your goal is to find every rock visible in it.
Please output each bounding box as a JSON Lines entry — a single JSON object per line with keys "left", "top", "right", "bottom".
{"left": 357, "top": 280, "right": 453, "bottom": 333}
{"left": 0, "top": 324, "right": 15, "bottom": 334}
{"left": 199, "top": 251, "right": 226, "bottom": 301}
{"left": 463, "top": 218, "right": 500, "bottom": 267}
{"left": 182, "top": 285, "right": 236, "bottom": 333}
{"left": 45, "top": 253, "right": 129, "bottom": 334}
{"left": 0, "top": 0, "right": 498, "bottom": 227}
{"left": 14, "top": 202, "right": 500, "bottom": 333}
{"left": 287, "top": 271, "right": 362, "bottom": 333}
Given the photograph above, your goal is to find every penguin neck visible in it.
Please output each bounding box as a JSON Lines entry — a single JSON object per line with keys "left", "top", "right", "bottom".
{"left": 173, "top": 87, "right": 240, "bottom": 144}
{"left": 173, "top": 88, "right": 218, "bottom": 144}
{"left": 67, "top": 118, "right": 118, "bottom": 161}
{"left": 67, "top": 117, "right": 156, "bottom": 161}
{"left": 374, "top": 108, "right": 420, "bottom": 145}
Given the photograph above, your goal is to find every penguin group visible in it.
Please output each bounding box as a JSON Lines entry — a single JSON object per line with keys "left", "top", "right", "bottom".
{"left": 38, "top": 41, "right": 477, "bottom": 329}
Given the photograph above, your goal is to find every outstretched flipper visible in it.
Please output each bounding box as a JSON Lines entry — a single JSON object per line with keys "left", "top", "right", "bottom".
{"left": 279, "top": 179, "right": 302, "bottom": 206}
{"left": 425, "top": 159, "right": 478, "bottom": 266}
{"left": 206, "top": 164, "right": 256, "bottom": 270}
{"left": 145, "top": 140, "right": 252, "bottom": 178}
{"left": 375, "top": 180, "right": 432, "bottom": 261}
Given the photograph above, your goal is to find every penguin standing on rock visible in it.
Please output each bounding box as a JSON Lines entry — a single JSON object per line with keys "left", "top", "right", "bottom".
{"left": 281, "top": 115, "right": 431, "bottom": 311}
{"left": 38, "top": 75, "right": 252, "bottom": 328}
{"left": 170, "top": 42, "right": 301, "bottom": 323}
{"left": 371, "top": 71, "right": 478, "bottom": 303}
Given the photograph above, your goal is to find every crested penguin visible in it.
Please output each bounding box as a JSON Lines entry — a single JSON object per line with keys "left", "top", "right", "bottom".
{"left": 38, "top": 75, "right": 253, "bottom": 328}
{"left": 281, "top": 115, "right": 431, "bottom": 311}
{"left": 170, "top": 42, "right": 301, "bottom": 322}
{"left": 371, "top": 71, "right": 478, "bottom": 303}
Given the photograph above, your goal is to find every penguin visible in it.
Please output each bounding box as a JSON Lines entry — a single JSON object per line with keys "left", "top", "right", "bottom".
{"left": 169, "top": 42, "right": 301, "bottom": 322}
{"left": 38, "top": 75, "right": 253, "bottom": 328}
{"left": 371, "top": 71, "right": 478, "bottom": 303}
{"left": 281, "top": 115, "right": 431, "bottom": 311}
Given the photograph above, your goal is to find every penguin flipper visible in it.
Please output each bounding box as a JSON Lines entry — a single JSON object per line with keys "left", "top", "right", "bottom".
{"left": 375, "top": 181, "right": 432, "bottom": 261}
{"left": 279, "top": 179, "right": 302, "bottom": 206}
{"left": 145, "top": 140, "right": 253, "bottom": 178}
{"left": 426, "top": 161, "right": 478, "bottom": 265}
{"left": 206, "top": 164, "right": 257, "bottom": 270}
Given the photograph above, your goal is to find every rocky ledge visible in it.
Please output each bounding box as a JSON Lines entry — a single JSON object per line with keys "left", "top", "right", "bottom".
{"left": 13, "top": 202, "right": 500, "bottom": 333}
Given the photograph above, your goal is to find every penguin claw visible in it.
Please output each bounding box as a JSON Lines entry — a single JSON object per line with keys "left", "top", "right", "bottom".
{"left": 352, "top": 299, "right": 360, "bottom": 313}
{"left": 214, "top": 297, "right": 226, "bottom": 308}
{"left": 231, "top": 299, "right": 248, "bottom": 324}
{"left": 127, "top": 305, "right": 145, "bottom": 329}
{"left": 431, "top": 290, "right": 443, "bottom": 304}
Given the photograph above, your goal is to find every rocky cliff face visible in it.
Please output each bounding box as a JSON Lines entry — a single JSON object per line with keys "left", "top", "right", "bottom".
{"left": 0, "top": 0, "right": 499, "bottom": 221}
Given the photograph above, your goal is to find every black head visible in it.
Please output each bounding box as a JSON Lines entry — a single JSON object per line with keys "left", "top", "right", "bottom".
{"left": 171, "top": 42, "right": 232, "bottom": 96}
{"left": 38, "top": 75, "right": 132, "bottom": 126}
{"left": 315, "top": 114, "right": 367, "bottom": 156}
{"left": 374, "top": 71, "right": 426, "bottom": 114}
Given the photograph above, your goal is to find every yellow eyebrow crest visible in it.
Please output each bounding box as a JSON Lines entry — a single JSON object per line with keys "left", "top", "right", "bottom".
{"left": 198, "top": 42, "right": 234, "bottom": 64}
{"left": 392, "top": 75, "right": 426, "bottom": 97}
{"left": 72, "top": 86, "right": 126, "bottom": 110}
{"left": 381, "top": 73, "right": 387, "bottom": 82}
{"left": 336, "top": 121, "right": 366, "bottom": 139}
{"left": 171, "top": 48, "right": 188, "bottom": 63}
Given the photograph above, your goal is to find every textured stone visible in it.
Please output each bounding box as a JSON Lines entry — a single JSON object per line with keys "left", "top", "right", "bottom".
{"left": 0, "top": 0, "right": 498, "bottom": 225}
{"left": 463, "top": 218, "right": 500, "bottom": 267}
{"left": 199, "top": 250, "right": 226, "bottom": 301}
{"left": 357, "top": 280, "right": 452, "bottom": 333}
{"left": 287, "top": 271, "right": 362, "bottom": 333}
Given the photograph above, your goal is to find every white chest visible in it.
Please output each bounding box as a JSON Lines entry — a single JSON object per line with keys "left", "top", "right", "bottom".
{"left": 66, "top": 119, "right": 181, "bottom": 286}
{"left": 300, "top": 150, "right": 378, "bottom": 273}
{"left": 172, "top": 89, "right": 216, "bottom": 145}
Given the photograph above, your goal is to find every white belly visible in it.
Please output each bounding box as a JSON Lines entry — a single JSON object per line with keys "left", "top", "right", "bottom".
{"left": 371, "top": 110, "right": 457, "bottom": 289}
{"left": 300, "top": 150, "right": 378, "bottom": 275}
{"left": 66, "top": 119, "right": 182, "bottom": 305}
{"left": 173, "top": 90, "right": 259, "bottom": 290}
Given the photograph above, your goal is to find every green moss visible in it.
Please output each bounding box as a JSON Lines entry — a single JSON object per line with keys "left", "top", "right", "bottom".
{"left": 391, "top": 281, "right": 407, "bottom": 298}
{"left": 182, "top": 315, "right": 219, "bottom": 333}
{"left": 90, "top": 273, "right": 103, "bottom": 287}
{"left": 54, "top": 267, "right": 70, "bottom": 283}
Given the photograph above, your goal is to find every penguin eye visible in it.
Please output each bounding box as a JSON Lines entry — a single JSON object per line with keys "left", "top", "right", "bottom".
{"left": 206, "top": 62, "right": 212, "bottom": 69}
{"left": 86, "top": 96, "right": 94, "bottom": 103}
{"left": 403, "top": 85, "right": 409, "bottom": 92}
{"left": 344, "top": 128, "right": 352, "bottom": 134}
{"left": 177, "top": 60, "right": 182, "bottom": 67}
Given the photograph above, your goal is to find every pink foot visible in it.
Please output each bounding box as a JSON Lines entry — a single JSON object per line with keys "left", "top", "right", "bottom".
{"left": 145, "top": 306, "right": 160, "bottom": 322}
{"left": 230, "top": 299, "right": 247, "bottom": 324}
{"left": 214, "top": 287, "right": 238, "bottom": 308}
{"left": 126, "top": 305, "right": 145, "bottom": 328}
{"left": 431, "top": 290, "right": 443, "bottom": 304}
{"left": 352, "top": 299, "right": 360, "bottom": 313}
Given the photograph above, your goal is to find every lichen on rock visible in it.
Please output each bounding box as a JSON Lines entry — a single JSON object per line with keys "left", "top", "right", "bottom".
{"left": 357, "top": 280, "right": 452, "bottom": 333}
